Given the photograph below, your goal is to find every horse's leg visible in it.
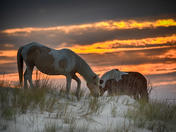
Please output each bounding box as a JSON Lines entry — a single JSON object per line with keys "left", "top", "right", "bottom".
{"left": 66, "top": 75, "right": 72, "bottom": 99}
{"left": 72, "top": 75, "right": 81, "bottom": 100}
{"left": 24, "top": 65, "right": 34, "bottom": 89}
{"left": 24, "top": 69, "right": 28, "bottom": 89}
{"left": 28, "top": 68, "right": 35, "bottom": 89}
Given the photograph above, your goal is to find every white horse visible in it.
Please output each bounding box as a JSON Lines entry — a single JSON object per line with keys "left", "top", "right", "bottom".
{"left": 99, "top": 69, "right": 128, "bottom": 89}
{"left": 17, "top": 42, "right": 100, "bottom": 100}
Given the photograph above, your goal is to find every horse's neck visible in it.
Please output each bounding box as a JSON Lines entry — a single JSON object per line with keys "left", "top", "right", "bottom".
{"left": 76, "top": 56, "right": 95, "bottom": 82}
{"left": 100, "top": 71, "right": 114, "bottom": 88}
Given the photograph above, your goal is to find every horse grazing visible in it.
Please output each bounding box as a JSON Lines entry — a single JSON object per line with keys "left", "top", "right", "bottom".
{"left": 99, "top": 69, "right": 148, "bottom": 102}
{"left": 17, "top": 42, "right": 100, "bottom": 100}
{"left": 99, "top": 69, "right": 128, "bottom": 89}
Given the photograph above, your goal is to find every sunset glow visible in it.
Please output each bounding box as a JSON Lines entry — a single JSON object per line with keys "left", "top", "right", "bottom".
{"left": 1, "top": 0, "right": 176, "bottom": 104}
{"left": 2, "top": 19, "right": 176, "bottom": 35}
{"left": 1, "top": 61, "right": 175, "bottom": 87}
{"left": 0, "top": 50, "right": 17, "bottom": 57}
{"left": 70, "top": 35, "right": 176, "bottom": 54}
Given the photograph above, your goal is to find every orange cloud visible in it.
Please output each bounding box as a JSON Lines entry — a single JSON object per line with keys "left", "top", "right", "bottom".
{"left": 0, "top": 60, "right": 16, "bottom": 64}
{"left": 156, "top": 19, "right": 176, "bottom": 27}
{"left": 0, "top": 50, "right": 17, "bottom": 57}
{"left": 1, "top": 35, "right": 175, "bottom": 62}
{"left": 156, "top": 49, "right": 176, "bottom": 59}
{"left": 94, "top": 63, "right": 176, "bottom": 77}
{"left": 69, "top": 35, "right": 176, "bottom": 54}
{"left": 2, "top": 19, "right": 176, "bottom": 34}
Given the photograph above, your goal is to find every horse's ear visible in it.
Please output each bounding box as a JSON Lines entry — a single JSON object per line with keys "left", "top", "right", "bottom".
{"left": 100, "top": 80, "right": 104, "bottom": 84}
{"left": 97, "top": 74, "right": 100, "bottom": 76}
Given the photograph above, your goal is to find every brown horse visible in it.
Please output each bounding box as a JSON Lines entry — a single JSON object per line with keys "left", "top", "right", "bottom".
{"left": 17, "top": 42, "right": 100, "bottom": 100}
{"left": 99, "top": 70, "right": 148, "bottom": 102}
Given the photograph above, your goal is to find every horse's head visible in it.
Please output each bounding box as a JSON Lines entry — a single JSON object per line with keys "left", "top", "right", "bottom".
{"left": 87, "top": 75, "right": 100, "bottom": 97}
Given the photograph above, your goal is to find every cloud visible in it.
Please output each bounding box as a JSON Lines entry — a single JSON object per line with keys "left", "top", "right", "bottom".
{"left": 2, "top": 19, "right": 176, "bottom": 34}
{"left": 111, "top": 42, "right": 176, "bottom": 49}
{"left": 146, "top": 72, "right": 176, "bottom": 84}
{"left": 79, "top": 46, "right": 176, "bottom": 67}
{"left": 70, "top": 35, "right": 176, "bottom": 54}
{"left": 1, "top": 19, "right": 176, "bottom": 51}
{"left": 0, "top": 62, "right": 17, "bottom": 74}
{"left": 1, "top": 0, "right": 176, "bottom": 30}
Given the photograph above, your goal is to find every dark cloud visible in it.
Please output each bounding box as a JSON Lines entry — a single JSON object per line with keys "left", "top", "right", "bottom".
{"left": 111, "top": 42, "right": 176, "bottom": 49}
{"left": 64, "top": 26, "right": 176, "bottom": 46}
{"left": 145, "top": 72, "right": 176, "bottom": 84}
{"left": 1, "top": 25, "right": 176, "bottom": 50}
{"left": 0, "top": 30, "right": 67, "bottom": 50}
{"left": 0, "top": 56, "right": 15, "bottom": 60}
{"left": 0, "top": 56, "right": 16, "bottom": 74}
{"left": 79, "top": 46, "right": 176, "bottom": 67}
{"left": 1, "top": 0, "right": 176, "bottom": 30}
{"left": 0, "top": 62, "right": 17, "bottom": 74}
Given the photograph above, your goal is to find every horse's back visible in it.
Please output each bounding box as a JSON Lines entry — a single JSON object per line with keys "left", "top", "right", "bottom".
{"left": 21, "top": 42, "right": 51, "bottom": 61}
{"left": 119, "top": 72, "right": 148, "bottom": 100}
{"left": 119, "top": 72, "right": 147, "bottom": 90}
{"left": 21, "top": 42, "right": 77, "bottom": 75}
{"left": 106, "top": 72, "right": 147, "bottom": 94}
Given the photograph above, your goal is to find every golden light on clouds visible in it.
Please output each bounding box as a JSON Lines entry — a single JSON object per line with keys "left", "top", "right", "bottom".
{"left": 0, "top": 50, "right": 17, "bottom": 57}
{"left": 156, "top": 19, "right": 176, "bottom": 27}
{"left": 157, "top": 49, "right": 176, "bottom": 59}
{"left": 2, "top": 19, "right": 176, "bottom": 34}
{"left": 1, "top": 18, "right": 176, "bottom": 86}
{"left": 95, "top": 63, "right": 176, "bottom": 76}
{"left": 70, "top": 35, "right": 176, "bottom": 54}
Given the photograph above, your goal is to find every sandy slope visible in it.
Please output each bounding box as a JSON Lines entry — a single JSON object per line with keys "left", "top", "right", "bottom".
{"left": 0, "top": 87, "right": 151, "bottom": 132}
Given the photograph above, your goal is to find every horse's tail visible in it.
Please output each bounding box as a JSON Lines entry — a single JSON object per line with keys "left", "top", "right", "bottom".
{"left": 17, "top": 46, "right": 24, "bottom": 87}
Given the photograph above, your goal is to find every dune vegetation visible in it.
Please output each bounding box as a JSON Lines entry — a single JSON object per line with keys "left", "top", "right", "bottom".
{"left": 0, "top": 73, "right": 176, "bottom": 132}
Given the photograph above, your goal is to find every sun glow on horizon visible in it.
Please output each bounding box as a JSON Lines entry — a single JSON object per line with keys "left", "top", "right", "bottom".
{"left": 1, "top": 62, "right": 176, "bottom": 87}
{"left": 0, "top": 50, "right": 17, "bottom": 57}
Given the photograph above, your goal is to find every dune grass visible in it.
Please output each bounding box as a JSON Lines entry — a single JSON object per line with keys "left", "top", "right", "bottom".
{"left": 0, "top": 74, "right": 176, "bottom": 132}
{"left": 125, "top": 99, "right": 176, "bottom": 132}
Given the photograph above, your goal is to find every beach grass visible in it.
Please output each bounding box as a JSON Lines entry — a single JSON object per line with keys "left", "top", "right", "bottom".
{"left": 125, "top": 98, "right": 176, "bottom": 132}
{"left": 0, "top": 76, "right": 176, "bottom": 132}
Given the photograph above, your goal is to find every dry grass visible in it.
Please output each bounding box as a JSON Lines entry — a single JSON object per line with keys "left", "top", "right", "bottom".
{"left": 125, "top": 99, "right": 176, "bottom": 132}
{"left": 0, "top": 73, "right": 176, "bottom": 132}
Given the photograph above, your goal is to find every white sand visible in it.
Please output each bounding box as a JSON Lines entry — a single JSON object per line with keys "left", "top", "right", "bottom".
{"left": 0, "top": 91, "right": 151, "bottom": 132}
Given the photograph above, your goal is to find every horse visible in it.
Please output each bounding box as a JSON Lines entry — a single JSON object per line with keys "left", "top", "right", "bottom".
{"left": 99, "top": 69, "right": 149, "bottom": 102}
{"left": 17, "top": 42, "right": 100, "bottom": 100}
{"left": 99, "top": 69, "right": 128, "bottom": 89}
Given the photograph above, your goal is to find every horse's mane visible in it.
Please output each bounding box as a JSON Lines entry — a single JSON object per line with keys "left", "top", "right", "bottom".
{"left": 75, "top": 54, "right": 96, "bottom": 83}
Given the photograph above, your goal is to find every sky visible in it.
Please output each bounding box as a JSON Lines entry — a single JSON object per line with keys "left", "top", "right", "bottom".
{"left": 0, "top": 0, "right": 176, "bottom": 99}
